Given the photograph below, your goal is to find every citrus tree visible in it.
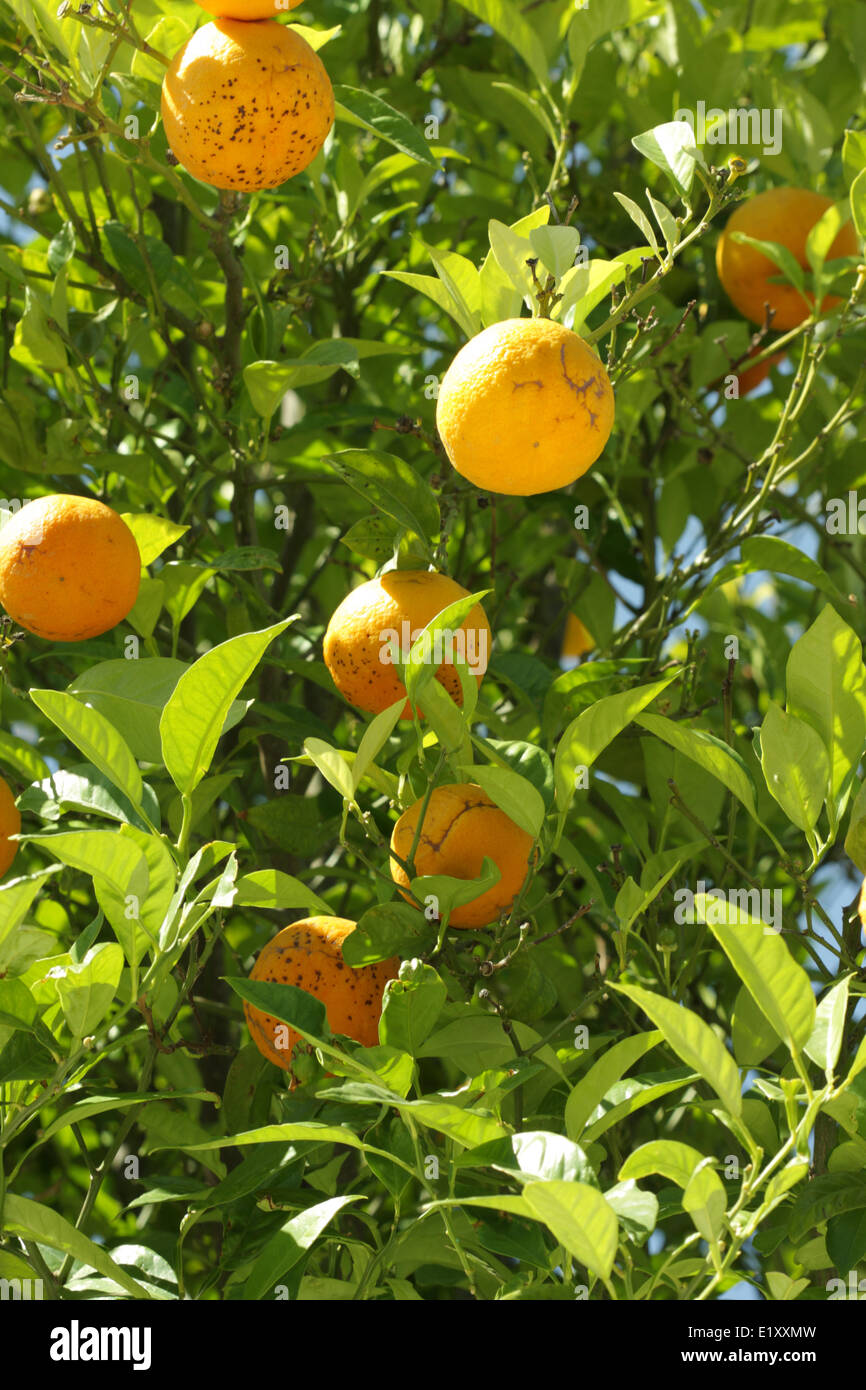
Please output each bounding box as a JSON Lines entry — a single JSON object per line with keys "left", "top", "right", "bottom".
{"left": 1, "top": 0, "right": 865, "bottom": 1304}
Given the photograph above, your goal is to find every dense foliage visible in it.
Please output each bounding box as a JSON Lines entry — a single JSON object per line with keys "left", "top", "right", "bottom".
{"left": 0, "top": 0, "right": 865, "bottom": 1302}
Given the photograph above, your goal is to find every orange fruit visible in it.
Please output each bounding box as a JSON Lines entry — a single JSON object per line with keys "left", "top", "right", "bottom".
{"left": 0, "top": 495, "right": 140, "bottom": 642}
{"left": 561, "top": 613, "right": 594, "bottom": 662}
{"left": 161, "top": 19, "right": 334, "bottom": 192}
{"left": 0, "top": 776, "right": 20, "bottom": 879}
{"left": 732, "top": 347, "right": 785, "bottom": 397}
{"left": 436, "top": 317, "right": 615, "bottom": 495}
{"left": 389, "top": 783, "right": 534, "bottom": 930}
{"left": 323, "top": 570, "right": 491, "bottom": 719}
{"left": 195, "top": 0, "right": 303, "bottom": 17}
{"left": 716, "top": 188, "right": 859, "bottom": 330}
{"left": 243, "top": 916, "right": 399, "bottom": 1070}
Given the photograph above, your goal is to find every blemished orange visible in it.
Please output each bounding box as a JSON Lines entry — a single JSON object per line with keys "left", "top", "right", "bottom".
{"left": 323, "top": 570, "right": 491, "bottom": 718}
{"left": 561, "top": 613, "right": 594, "bottom": 661}
{"left": 390, "top": 783, "right": 534, "bottom": 930}
{"left": 243, "top": 916, "right": 399, "bottom": 1069}
{"left": 195, "top": 0, "right": 303, "bottom": 18}
{"left": 0, "top": 495, "right": 140, "bottom": 642}
{"left": 435, "top": 317, "right": 615, "bottom": 495}
{"left": 733, "top": 346, "right": 786, "bottom": 397}
{"left": 716, "top": 188, "right": 859, "bottom": 330}
{"left": 161, "top": 20, "right": 334, "bottom": 192}
{"left": 0, "top": 776, "right": 20, "bottom": 879}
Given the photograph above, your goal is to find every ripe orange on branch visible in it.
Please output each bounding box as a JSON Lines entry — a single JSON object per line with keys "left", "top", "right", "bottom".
{"left": 436, "top": 317, "right": 615, "bottom": 496}
{"left": 194, "top": 0, "right": 304, "bottom": 18}
{"left": 323, "top": 569, "right": 491, "bottom": 718}
{"left": 161, "top": 19, "right": 334, "bottom": 192}
{"left": 0, "top": 776, "right": 20, "bottom": 880}
{"left": 390, "top": 783, "right": 534, "bottom": 929}
{"left": 243, "top": 916, "right": 398, "bottom": 1069}
{"left": 0, "top": 495, "right": 140, "bottom": 642}
{"left": 716, "top": 187, "right": 858, "bottom": 330}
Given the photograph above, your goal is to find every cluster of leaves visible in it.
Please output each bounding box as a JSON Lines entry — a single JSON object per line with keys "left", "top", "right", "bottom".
{"left": 0, "top": 0, "right": 865, "bottom": 1301}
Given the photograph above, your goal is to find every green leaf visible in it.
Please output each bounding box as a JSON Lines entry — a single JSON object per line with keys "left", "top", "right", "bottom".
{"left": 25, "top": 829, "right": 147, "bottom": 897}
{"left": 805, "top": 976, "right": 851, "bottom": 1079}
{"left": 850, "top": 168, "right": 866, "bottom": 241}
{"left": 786, "top": 605, "right": 866, "bottom": 815}
{"left": 618, "top": 1139, "right": 705, "bottom": 1189}
{"left": 554, "top": 676, "right": 676, "bottom": 813}
{"left": 352, "top": 700, "right": 404, "bottom": 792}
{"left": 827, "top": 1208, "right": 866, "bottom": 1277}
{"left": 47, "top": 221, "right": 75, "bottom": 274}
{"left": 40, "top": 1089, "right": 218, "bottom": 1142}
{"left": 379, "top": 960, "right": 447, "bottom": 1056}
{"left": 342, "top": 902, "right": 437, "bottom": 967}
{"left": 842, "top": 129, "right": 866, "bottom": 190}
{"left": 806, "top": 200, "right": 852, "bottom": 276}
{"left": 522, "top": 1181, "right": 618, "bottom": 1281}
{"left": 694, "top": 894, "right": 815, "bottom": 1057}
{"left": 614, "top": 984, "right": 742, "bottom": 1117}
{"left": 243, "top": 1195, "right": 360, "bottom": 1300}
{"left": 160, "top": 621, "right": 291, "bottom": 794}
{"left": 844, "top": 778, "right": 866, "bottom": 872}
{"left": 120, "top": 512, "right": 187, "bottom": 566}
{"left": 458, "top": 763, "right": 544, "bottom": 839}
{"left": 0, "top": 976, "right": 39, "bottom": 1031}
{"left": 759, "top": 700, "right": 828, "bottom": 832}
{"left": 70, "top": 658, "right": 248, "bottom": 765}
{"left": 583, "top": 1070, "right": 699, "bottom": 1142}
{"left": 728, "top": 231, "right": 808, "bottom": 296}
{"left": 453, "top": 0, "right": 549, "bottom": 88}
{"left": 789, "top": 1173, "right": 866, "bottom": 1244}
{"left": 459, "top": 1130, "right": 597, "bottom": 1185}
{"left": 53, "top": 941, "right": 123, "bottom": 1036}
{"left": 637, "top": 712, "right": 760, "bottom": 821}
{"left": 613, "top": 192, "right": 659, "bottom": 253}
{"left": 30, "top": 688, "right": 145, "bottom": 817}
{"left": 565, "top": 1030, "right": 662, "bottom": 1139}
{"left": 334, "top": 86, "right": 439, "bottom": 167}
{"left": 302, "top": 738, "right": 355, "bottom": 801}
{"left": 605, "top": 1180, "right": 658, "bottom": 1244}
{"left": 683, "top": 1162, "right": 726, "bottom": 1246}
{"left": 688, "top": 535, "right": 850, "bottom": 615}
{"left": 322, "top": 450, "right": 440, "bottom": 551}
{"left": 632, "top": 120, "right": 707, "bottom": 197}
{"left": 424, "top": 243, "right": 483, "bottom": 337}
{"left": 732, "top": 984, "right": 781, "bottom": 1068}
{"left": 2, "top": 1194, "right": 151, "bottom": 1299}
{"left": 226, "top": 976, "right": 330, "bottom": 1044}
{"left": 11, "top": 286, "right": 67, "bottom": 371}
{"left": 244, "top": 340, "right": 402, "bottom": 420}
{"left": 417, "top": 1015, "right": 515, "bottom": 1074}
{"left": 232, "top": 869, "right": 331, "bottom": 915}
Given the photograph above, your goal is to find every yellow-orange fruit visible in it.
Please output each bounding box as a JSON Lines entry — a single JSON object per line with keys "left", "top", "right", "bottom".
{"left": 436, "top": 317, "right": 615, "bottom": 495}
{"left": 561, "top": 613, "right": 594, "bottom": 661}
{"left": 0, "top": 495, "right": 140, "bottom": 642}
{"left": 716, "top": 188, "right": 859, "bottom": 330}
{"left": 733, "top": 346, "right": 786, "bottom": 396}
{"left": 195, "top": 0, "right": 303, "bottom": 18}
{"left": 161, "top": 20, "right": 334, "bottom": 192}
{"left": 0, "top": 776, "right": 20, "bottom": 879}
{"left": 323, "top": 570, "right": 491, "bottom": 718}
{"left": 243, "top": 916, "right": 399, "bottom": 1070}
{"left": 390, "top": 783, "right": 534, "bottom": 930}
